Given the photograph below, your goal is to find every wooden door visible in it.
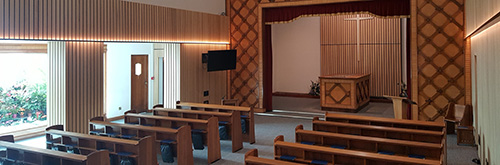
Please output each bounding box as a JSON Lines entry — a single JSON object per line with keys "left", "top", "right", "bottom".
{"left": 131, "top": 55, "right": 148, "bottom": 111}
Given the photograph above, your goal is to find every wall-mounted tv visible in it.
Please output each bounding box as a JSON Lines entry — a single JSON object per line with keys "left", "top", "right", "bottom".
{"left": 207, "top": 50, "right": 237, "bottom": 72}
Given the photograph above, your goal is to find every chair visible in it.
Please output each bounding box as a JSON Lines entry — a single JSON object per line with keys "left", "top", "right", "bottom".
{"left": 221, "top": 99, "right": 239, "bottom": 106}
{"left": 444, "top": 103, "right": 474, "bottom": 145}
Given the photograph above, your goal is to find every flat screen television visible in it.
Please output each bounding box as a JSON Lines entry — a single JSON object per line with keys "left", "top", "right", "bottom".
{"left": 207, "top": 50, "right": 236, "bottom": 72}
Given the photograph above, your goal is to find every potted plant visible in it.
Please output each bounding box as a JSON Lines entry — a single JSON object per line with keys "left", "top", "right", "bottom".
{"left": 309, "top": 80, "right": 320, "bottom": 96}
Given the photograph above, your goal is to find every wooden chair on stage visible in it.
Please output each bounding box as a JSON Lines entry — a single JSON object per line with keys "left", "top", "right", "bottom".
{"left": 444, "top": 103, "right": 474, "bottom": 145}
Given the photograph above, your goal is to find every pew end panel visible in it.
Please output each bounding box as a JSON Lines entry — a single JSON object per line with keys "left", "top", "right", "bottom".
{"left": 0, "top": 135, "right": 14, "bottom": 143}
{"left": 46, "top": 124, "right": 64, "bottom": 131}
{"left": 175, "top": 125, "right": 194, "bottom": 165}
{"left": 244, "top": 149, "right": 304, "bottom": 165}
{"left": 245, "top": 149, "right": 259, "bottom": 158}
{"left": 206, "top": 117, "right": 222, "bottom": 164}
{"left": 229, "top": 111, "right": 243, "bottom": 152}
{"left": 85, "top": 150, "right": 111, "bottom": 165}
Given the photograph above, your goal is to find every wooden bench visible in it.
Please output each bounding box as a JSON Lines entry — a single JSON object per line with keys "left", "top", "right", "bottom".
{"left": 152, "top": 108, "right": 243, "bottom": 152}
{"left": 314, "top": 117, "right": 447, "bottom": 164}
{"left": 244, "top": 149, "right": 303, "bottom": 165}
{"left": 176, "top": 102, "right": 256, "bottom": 144}
{"left": 0, "top": 140, "right": 109, "bottom": 165}
{"left": 324, "top": 112, "right": 446, "bottom": 132}
{"left": 89, "top": 116, "right": 194, "bottom": 165}
{"left": 124, "top": 113, "right": 221, "bottom": 164}
{"left": 313, "top": 117, "right": 444, "bottom": 144}
{"left": 45, "top": 125, "right": 155, "bottom": 165}
{"left": 274, "top": 135, "right": 440, "bottom": 165}
{"left": 295, "top": 125, "right": 444, "bottom": 163}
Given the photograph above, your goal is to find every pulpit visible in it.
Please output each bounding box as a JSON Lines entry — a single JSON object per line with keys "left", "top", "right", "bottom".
{"left": 319, "top": 74, "right": 370, "bottom": 112}
{"left": 384, "top": 95, "right": 412, "bottom": 119}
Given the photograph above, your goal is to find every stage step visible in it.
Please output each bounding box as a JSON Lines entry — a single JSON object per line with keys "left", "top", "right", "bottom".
{"left": 255, "top": 110, "right": 324, "bottom": 120}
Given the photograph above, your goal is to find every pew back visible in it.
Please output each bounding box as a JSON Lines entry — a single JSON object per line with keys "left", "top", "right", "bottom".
{"left": 324, "top": 112, "right": 445, "bottom": 132}
{"left": 176, "top": 102, "right": 256, "bottom": 144}
{"left": 124, "top": 113, "right": 221, "bottom": 164}
{"left": 0, "top": 140, "right": 109, "bottom": 165}
{"left": 46, "top": 127, "right": 155, "bottom": 165}
{"left": 274, "top": 135, "right": 440, "bottom": 165}
{"left": 153, "top": 108, "right": 243, "bottom": 152}
{"left": 89, "top": 117, "right": 194, "bottom": 165}
{"left": 313, "top": 117, "right": 444, "bottom": 144}
{"left": 295, "top": 125, "right": 443, "bottom": 162}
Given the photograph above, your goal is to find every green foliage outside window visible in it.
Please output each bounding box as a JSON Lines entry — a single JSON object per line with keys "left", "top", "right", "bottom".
{"left": 0, "top": 81, "right": 47, "bottom": 126}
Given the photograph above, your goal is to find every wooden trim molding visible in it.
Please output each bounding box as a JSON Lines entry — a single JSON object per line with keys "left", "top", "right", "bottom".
{"left": 467, "top": 11, "right": 500, "bottom": 38}
{"left": 0, "top": 43, "right": 47, "bottom": 53}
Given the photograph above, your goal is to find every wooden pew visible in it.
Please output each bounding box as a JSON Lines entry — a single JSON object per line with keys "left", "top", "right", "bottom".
{"left": 274, "top": 135, "right": 440, "bottom": 165}
{"left": 89, "top": 116, "right": 194, "bottom": 165}
{"left": 45, "top": 125, "right": 155, "bottom": 165}
{"left": 0, "top": 140, "right": 109, "bottom": 165}
{"left": 176, "top": 101, "right": 256, "bottom": 144}
{"left": 324, "top": 112, "right": 445, "bottom": 132}
{"left": 313, "top": 117, "right": 444, "bottom": 144}
{"left": 152, "top": 108, "right": 243, "bottom": 152}
{"left": 314, "top": 117, "right": 447, "bottom": 164}
{"left": 124, "top": 113, "right": 221, "bottom": 164}
{"left": 244, "top": 149, "right": 303, "bottom": 165}
{"left": 295, "top": 125, "right": 444, "bottom": 162}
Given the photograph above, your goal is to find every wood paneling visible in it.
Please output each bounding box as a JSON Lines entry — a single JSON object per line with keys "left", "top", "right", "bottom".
{"left": 228, "top": 0, "right": 261, "bottom": 108}
{"left": 65, "top": 41, "right": 104, "bottom": 133}
{"left": 412, "top": 0, "right": 465, "bottom": 121}
{"left": 320, "top": 14, "right": 402, "bottom": 97}
{"left": 47, "top": 41, "right": 66, "bottom": 126}
{"left": 180, "top": 44, "right": 227, "bottom": 105}
{"left": 0, "top": 0, "right": 229, "bottom": 43}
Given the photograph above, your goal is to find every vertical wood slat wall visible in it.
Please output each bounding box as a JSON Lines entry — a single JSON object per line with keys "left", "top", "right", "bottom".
{"left": 164, "top": 43, "right": 181, "bottom": 109}
{"left": 320, "top": 14, "right": 402, "bottom": 97}
{"left": 47, "top": 41, "right": 65, "bottom": 126}
{"left": 65, "top": 41, "right": 104, "bottom": 133}
{"left": 180, "top": 44, "right": 227, "bottom": 104}
{"left": 0, "top": 0, "right": 229, "bottom": 43}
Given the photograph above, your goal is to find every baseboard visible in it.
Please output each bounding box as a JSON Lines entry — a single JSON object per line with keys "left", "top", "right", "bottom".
{"left": 273, "top": 92, "right": 320, "bottom": 98}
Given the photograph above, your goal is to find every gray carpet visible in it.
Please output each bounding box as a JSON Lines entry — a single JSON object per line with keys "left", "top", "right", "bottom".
{"left": 272, "top": 96, "right": 395, "bottom": 118}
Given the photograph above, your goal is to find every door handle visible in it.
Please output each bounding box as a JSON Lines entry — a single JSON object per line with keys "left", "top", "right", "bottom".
{"left": 145, "top": 81, "right": 148, "bottom": 85}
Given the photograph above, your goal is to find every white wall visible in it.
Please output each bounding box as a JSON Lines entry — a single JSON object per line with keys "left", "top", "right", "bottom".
{"left": 272, "top": 17, "right": 321, "bottom": 94}
{"left": 470, "top": 23, "right": 500, "bottom": 165}
{"left": 106, "top": 43, "right": 154, "bottom": 118}
{"left": 124, "top": 0, "right": 225, "bottom": 15}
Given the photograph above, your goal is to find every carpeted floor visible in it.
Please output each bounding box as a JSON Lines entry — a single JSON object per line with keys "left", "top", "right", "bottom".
{"left": 272, "top": 96, "right": 395, "bottom": 118}
{"left": 17, "top": 96, "right": 479, "bottom": 164}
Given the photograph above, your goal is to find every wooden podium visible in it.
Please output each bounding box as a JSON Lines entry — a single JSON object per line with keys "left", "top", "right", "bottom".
{"left": 384, "top": 95, "right": 414, "bottom": 120}
{"left": 319, "top": 74, "right": 370, "bottom": 112}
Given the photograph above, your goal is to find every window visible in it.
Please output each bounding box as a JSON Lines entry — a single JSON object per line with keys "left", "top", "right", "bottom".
{"left": 0, "top": 42, "right": 48, "bottom": 134}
